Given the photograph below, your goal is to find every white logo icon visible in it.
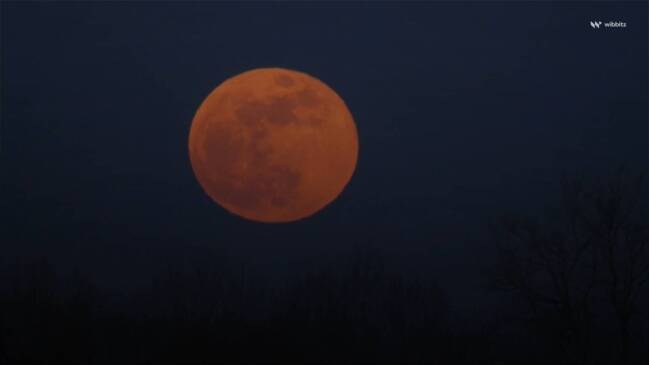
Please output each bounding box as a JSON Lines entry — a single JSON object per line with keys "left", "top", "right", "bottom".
{"left": 590, "top": 21, "right": 602, "bottom": 29}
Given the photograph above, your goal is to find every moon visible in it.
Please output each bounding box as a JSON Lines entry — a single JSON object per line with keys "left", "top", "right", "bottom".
{"left": 188, "top": 68, "right": 358, "bottom": 223}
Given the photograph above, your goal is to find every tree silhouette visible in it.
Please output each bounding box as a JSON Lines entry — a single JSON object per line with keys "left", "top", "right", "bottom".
{"left": 490, "top": 170, "right": 649, "bottom": 365}
{"left": 575, "top": 171, "right": 649, "bottom": 365}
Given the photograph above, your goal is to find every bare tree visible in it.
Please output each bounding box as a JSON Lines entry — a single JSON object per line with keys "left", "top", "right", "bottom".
{"left": 489, "top": 170, "right": 648, "bottom": 365}
{"left": 573, "top": 171, "right": 648, "bottom": 365}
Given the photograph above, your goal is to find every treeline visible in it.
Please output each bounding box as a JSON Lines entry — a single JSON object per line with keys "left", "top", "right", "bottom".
{"left": 1, "top": 171, "right": 647, "bottom": 364}
{"left": 0, "top": 253, "right": 466, "bottom": 365}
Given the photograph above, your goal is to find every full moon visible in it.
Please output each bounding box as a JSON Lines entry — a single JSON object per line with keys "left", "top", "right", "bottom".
{"left": 188, "top": 68, "right": 358, "bottom": 223}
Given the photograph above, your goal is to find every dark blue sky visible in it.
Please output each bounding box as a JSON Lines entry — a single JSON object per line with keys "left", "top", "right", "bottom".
{"left": 2, "top": 2, "right": 647, "bottom": 308}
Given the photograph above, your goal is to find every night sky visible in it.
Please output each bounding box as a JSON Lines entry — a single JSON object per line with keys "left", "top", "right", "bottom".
{"left": 2, "top": 2, "right": 647, "bottom": 312}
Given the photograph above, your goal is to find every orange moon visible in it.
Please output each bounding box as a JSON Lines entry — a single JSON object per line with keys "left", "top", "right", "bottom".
{"left": 188, "top": 68, "right": 358, "bottom": 223}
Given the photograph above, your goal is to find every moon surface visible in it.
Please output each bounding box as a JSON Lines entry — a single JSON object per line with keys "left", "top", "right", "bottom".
{"left": 188, "top": 68, "right": 358, "bottom": 223}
